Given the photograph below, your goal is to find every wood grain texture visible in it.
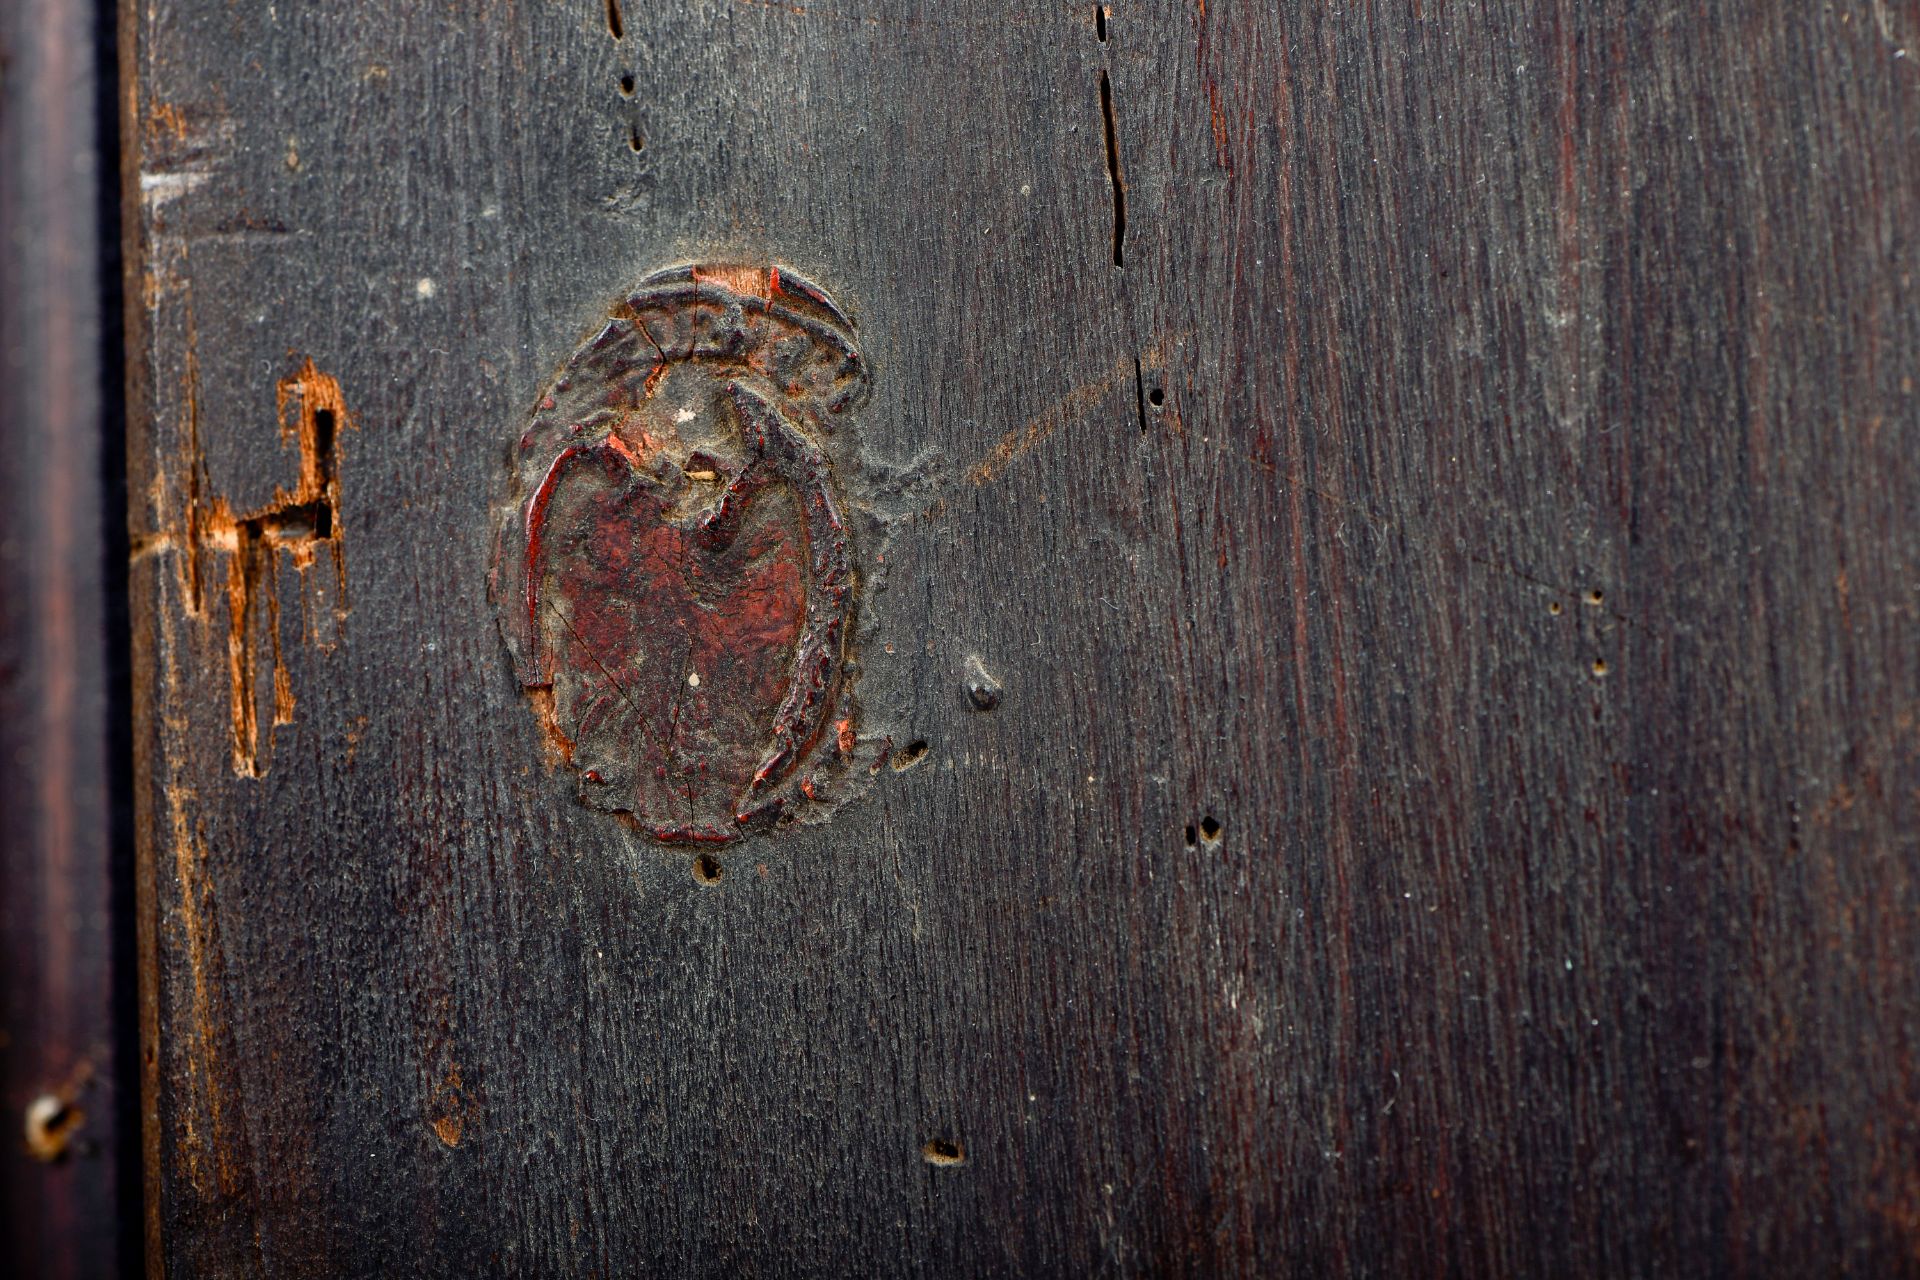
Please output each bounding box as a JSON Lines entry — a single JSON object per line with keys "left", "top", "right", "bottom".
{"left": 121, "top": 0, "right": 1920, "bottom": 1274}
{"left": 0, "top": 0, "right": 134, "bottom": 1274}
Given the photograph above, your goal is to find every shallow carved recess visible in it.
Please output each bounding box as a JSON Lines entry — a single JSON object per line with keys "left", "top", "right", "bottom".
{"left": 492, "top": 264, "right": 895, "bottom": 843}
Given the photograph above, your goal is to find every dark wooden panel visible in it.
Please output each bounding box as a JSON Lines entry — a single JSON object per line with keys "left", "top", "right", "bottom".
{"left": 122, "top": 0, "right": 1920, "bottom": 1274}
{"left": 0, "top": 0, "right": 133, "bottom": 1274}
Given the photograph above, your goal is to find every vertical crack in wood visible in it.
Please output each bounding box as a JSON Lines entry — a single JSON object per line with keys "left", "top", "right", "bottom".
{"left": 1133, "top": 355, "right": 1149, "bottom": 434}
{"left": 1099, "top": 69, "right": 1126, "bottom": 268}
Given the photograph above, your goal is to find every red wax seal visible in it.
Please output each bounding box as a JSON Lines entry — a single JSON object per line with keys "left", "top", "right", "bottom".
{"left": 493, "top": 265, "right": 871, "bottom": 842}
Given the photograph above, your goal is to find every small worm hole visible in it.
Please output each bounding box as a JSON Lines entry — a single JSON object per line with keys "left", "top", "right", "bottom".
{"left": 1199, "top": 816, "right": 1222, "bottom": 843}
{"left": 618, "top": 72, "right": 636, "bottom": 96}
{"left": 893, "top": 739, "right": 930, "bottom": 771}
{"left": 1148, "top": 387, "right": 1165, "bottom": 407}
{"left": 922, "top": 1138, "right": 965, "bottom": 1166}
{"left": 693, "top": 854, "right": 723, "bottom": 884}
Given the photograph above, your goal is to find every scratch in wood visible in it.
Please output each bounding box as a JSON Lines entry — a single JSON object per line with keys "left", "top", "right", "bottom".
{"left": 526, "top": 686, "right": 576, "bottom": 765}
{"left": 157, "top": 352, "right": 354, "bottom": 775}
{"left": 140, "top": 170, "right": 211, "bottom": 207}
{"left": 967, "top": 352, "right": 1137, "bottom": 485}
{"left": 164, "top": 774, "right": 246, "bottom": 1199}
{"left": 725, "top": 0, "right": 1051, "bottom": 27}
{"left": 427, "top": 1065, "right": 472, "bottom": 1148}
{"left": 1186, "top": 0, "right": 1233, "bottom": 174}
{"left": 181, "top": 301, "right": 206, "bottom": 611}
{"left": 967, "top": 331, "right": 1191, "bottom": 485}
{"left": 1872, "top": 0, "right": 1913, "bottom": 58}
{"left": 148, "top": 100, "right": 191, "bottom": 141}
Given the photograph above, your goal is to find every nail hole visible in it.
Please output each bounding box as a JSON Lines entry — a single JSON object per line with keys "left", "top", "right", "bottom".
{"left": 1148, "top": 387, "right": 1165, "bottom": 407}
{"left": 692, "top": 854, "right": 723, "bottom": 884}
{"left": 963, "top": 657, "right": 1002, "bottom": 711}
{"left": 1199, "top": 816, "right": 1222, "bottom": 842}
{"left": 618, "top": 72, "right": 636, "bottom": 96}
{"left": 1548, "top": 601, "right": 1563, "bottom": 615}
{"left": 893, "top": 739, "right": 930, "bottom": 771}
{"left": 1591, "top": 658, "right": 1609, "bottom": 678}
{"left": 922, "top": 1137, "right": 965, "bottom": 1166}
{"left": 1585, "top": 588, "right": 1604, "bottom": 605}
{"left": 24, "top": 1095, "right": 82, "bottom": 1163}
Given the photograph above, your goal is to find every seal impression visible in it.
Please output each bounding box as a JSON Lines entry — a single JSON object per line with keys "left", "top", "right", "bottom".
{"left": 493, "top": 264, "right": 872, "bottom": 843}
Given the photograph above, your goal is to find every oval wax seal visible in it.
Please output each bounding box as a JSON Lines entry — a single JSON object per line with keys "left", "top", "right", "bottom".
{"left": 492, "top": 264, "right": 876, "bottom": 843}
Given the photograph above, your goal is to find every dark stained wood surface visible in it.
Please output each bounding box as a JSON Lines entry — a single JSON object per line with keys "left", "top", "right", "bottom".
{"left": 121, "top": 1, "right": 1920, "bottom": 1274}
{"left": 0, "top": 0, "right": 134, "bottom": 1274}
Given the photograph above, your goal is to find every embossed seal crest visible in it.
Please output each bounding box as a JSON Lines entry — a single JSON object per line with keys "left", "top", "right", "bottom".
{"left": 493, "top": 264, "right": 874, "bottom": 843}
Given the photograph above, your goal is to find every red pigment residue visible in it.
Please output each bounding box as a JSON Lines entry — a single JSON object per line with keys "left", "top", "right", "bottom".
{"left": 536, "top": 445, "right": 806, "bottom": 834}
{"left": 497, "top": 264, "right": 875, "bottom": 843}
